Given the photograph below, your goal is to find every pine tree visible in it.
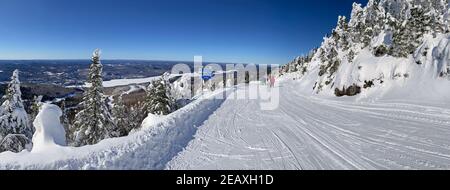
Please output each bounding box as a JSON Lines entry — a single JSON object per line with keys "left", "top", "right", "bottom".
{"left": 71, "top": 49, "right": 118, "bottom": 147}
{"left": 348, "top": 49, "right": 356, "bottom": 63}
{"left": 143, "top": 77, "right": 175, "bottom": 116}
{"left": 349, "top": 3, "right": 365, "bottom": 44}
{"left": 390, "top": 5, "right": 435, "bottom": 57}
{"left": 427, "top": 0, "right": 448, "bottom": 33}
{"left": 361, "top": 0, "right": 385, "bottom": 47}
{"left": 128, "top": 104, "right": 144, "bottom": 132}
{"left": 0, "top": 70, "right": 33, "bottom": 152}
{"left": 390, "top": 20, "right": 410, "bottom": 57}
{"left": 333, "top": 16, "right": 351, "bottom": 50}
{"left": 382, "top": 0, "right": 409, "bottom": 20}
{"left": 318, "top": 36, "right": 340, "bottom": 75}
{"left": 60, "top": 100, "right": 70, "bottom": 140}
{"left": 30, "top": 95, "right": 43, "bottom": 123}
{"left": 316, "top": 36, "right": 340, "bottom": 91}
{"left": 112, "top": 95, "right": 130, "bottom": 136}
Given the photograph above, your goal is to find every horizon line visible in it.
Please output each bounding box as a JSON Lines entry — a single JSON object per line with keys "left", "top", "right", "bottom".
{"left": 0, "top": 58, "right": 281, "bottom": 65}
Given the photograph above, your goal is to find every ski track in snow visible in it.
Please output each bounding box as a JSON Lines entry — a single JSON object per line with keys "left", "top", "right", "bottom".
{"left": 1, "top": 81, "right": 450, "bottom": 169}
{"left": 166, "top": 82, "right": 450, "bottom": 170}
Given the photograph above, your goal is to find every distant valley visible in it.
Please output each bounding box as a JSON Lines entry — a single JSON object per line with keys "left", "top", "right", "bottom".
{"left": 0, "top": 60, "right": 190, "bottom": 86}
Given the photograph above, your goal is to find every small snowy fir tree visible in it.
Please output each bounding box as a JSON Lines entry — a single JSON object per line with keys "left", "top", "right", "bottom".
{"left": 129, "top": 103, "right": 145, "bottom": 131}
{"left": 390, "top": 21, "right": 411, "bottom": 57}
{"left": 71, "top": 49, "right": 118, "bottom": 147}
{"left": 143, "top": 74, "right": 176, "bottom": 116}
{"left": 0, "top": 134, "right": 32, "bottom": 153}
{"left": 112, "top": 95, "right": 131, "bottom": 136}
{"left": 60, "top": 100, "right": 71, "bottom": 140}
{"left": 30, "top": 95, "right": 43, "bottom": 123}
{"left": 0, "top": 70, "right": 33, "bottom": 152}
{"left": 316, "top": 35, "right": 340, "bottom": 91}
{"left": 408, "top": 6, "right": 433, "bottom": 49}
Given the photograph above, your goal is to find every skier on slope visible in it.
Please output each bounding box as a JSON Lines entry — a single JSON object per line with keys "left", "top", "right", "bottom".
{"left": 269, "top": 75, "right": 276, "bottom": 88}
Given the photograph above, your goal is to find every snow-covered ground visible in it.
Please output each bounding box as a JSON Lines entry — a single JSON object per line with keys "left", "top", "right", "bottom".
{"left": 0, "top": 89, "right": 228, "bottom": 169}
{"left": 1, "top": 79, "right": 450, "bottom": 170}
{"left": 168, "top": 81, "right": 450, "bottom": 170}
{"left": 70, "top": 73, "right": 191, "bottom": 88}
{"left": 70, "top": 76, "right": 161, "bottom": 88}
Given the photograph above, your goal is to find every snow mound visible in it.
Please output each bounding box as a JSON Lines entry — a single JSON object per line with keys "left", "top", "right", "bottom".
{"left": 0, "top": 89, "right": 227, "bottom": 169}
{"left": 141, "top": 113, "right": 164, "bottom": 130}
{"left": 32, "top": 103, "right": 66, "bottom": 152}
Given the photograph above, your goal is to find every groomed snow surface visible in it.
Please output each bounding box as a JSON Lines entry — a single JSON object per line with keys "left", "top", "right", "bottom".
{"left": 1, "top": 79, "right": 450, "bottom": 170}
{"left": 168, "top": 81, "right": 450, "bottom": 170}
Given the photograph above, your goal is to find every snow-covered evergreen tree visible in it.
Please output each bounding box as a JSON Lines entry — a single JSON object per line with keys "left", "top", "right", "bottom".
{"left": 0, "top": 134, "right": 32, "bottom": 153}
{"left": 30, "top": 95, "right": 43, "bottom": 123}
{"left": 362, "top": 0, "right": 386, "bottom": 47}
{"left": 446, "top": 6, "right": 450, "bottom": 33}
{"left": 391, "top": 4, "right": 436, "bottom": 57}
{"left": 284, "top": 0, "right": 450, "bottom": 95}
{"left": 143, "top": 75, "right": 176, "bottom": 116}
{"left": 0, "top": 70, "right": 33, "bottom": 152}
{"left": 171, "top": 74, "right": 195, "bottom": 106}
{"left": 32, "top": 103, "right": 67, "bottom": 151}
{"left": 390, "top": 21, "right": 411, "bottom": 57}
{"left": 71, "top": 49, "right": 118, "bottom": 147}
{"left": 316, "top": 35, "right": 340, "bottom": 91}
{"left": 128, "top": 102, "right": 147, "bottom": 131}
{"left": 112, "top": 95, "right": 130, "bottom": 136}
{"left": 334, "top": 16, "right": 351, "bottom": 50}
{"left": 426, "top": 0, "right": 448, "bottom": 33}
{"left": 349, "top": 3, "right": 365, "bottom": 44}
{"left": 60, "top": 100, "right": 70, "bottom": 140}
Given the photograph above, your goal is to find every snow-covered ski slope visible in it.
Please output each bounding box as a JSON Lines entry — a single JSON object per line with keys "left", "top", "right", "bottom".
{"left": 1, "top": 80, "right": 450, "bottom": 169}
{"left": 168, "top": 81, "right": 450, "bottom": 170}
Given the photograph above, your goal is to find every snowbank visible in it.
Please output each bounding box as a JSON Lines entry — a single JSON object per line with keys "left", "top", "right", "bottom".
{"left": 32, "top": 103, "right": 67, "bottom": 152}
{"left": 0, "top": 89, "right": 228, "bottom": 169}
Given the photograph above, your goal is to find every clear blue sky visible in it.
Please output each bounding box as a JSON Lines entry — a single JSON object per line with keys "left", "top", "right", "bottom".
{"left": 0, "top": 0, "right": 368, "bottom": 64}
